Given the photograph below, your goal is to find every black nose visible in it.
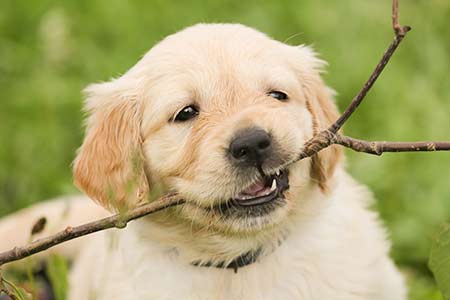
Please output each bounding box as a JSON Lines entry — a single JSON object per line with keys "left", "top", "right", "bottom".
{"left": 229, "top": 128, "right": 272, "bottom": 165}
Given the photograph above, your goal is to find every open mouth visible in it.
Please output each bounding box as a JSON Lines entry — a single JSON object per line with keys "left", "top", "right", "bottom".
{"left": 233, "top": 169, "right": 289, "bottom": 207}
{"left": 212, "top": 169, "right": 290, "bottom": 215}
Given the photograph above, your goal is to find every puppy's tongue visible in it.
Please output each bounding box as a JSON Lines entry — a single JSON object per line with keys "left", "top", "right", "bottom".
{"left": 235, "top": 179, "right": 276, "bottom": 200}
{"left": 241, "top": 180, "right": 266, "bottom": 195}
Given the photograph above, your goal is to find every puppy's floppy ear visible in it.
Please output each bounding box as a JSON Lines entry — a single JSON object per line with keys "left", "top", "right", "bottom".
{"left": 294, "top": 46, "right": 343, "bottom": 191}
{"left": 73, "top": 79, "right": 149, "bottom": 211}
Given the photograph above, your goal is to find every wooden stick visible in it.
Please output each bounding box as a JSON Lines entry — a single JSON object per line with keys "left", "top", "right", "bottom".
{"left": 0, "top": 194, "right": 184, "bottom": 266}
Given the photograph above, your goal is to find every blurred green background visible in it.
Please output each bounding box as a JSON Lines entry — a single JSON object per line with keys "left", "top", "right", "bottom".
{"left": 0, "top": 0, "right": 449, "bottom": 299}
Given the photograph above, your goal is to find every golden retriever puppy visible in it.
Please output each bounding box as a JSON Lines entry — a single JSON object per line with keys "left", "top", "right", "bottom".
{"left": 2, "top": 24, "right": 407, "bottom": 299}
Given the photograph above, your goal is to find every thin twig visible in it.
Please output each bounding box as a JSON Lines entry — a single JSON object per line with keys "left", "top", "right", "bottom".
{"left": 392, "top": 0, "right": 411, "bottom": 36}
{"left": 335, "top": 135, "right": 450, "bottom": 156}
{"left": 330, "top": 0, "right": 411, "bottom": 134}
{"left": 297, "top": 0, "right": 422, "bottom": 161}
{"left": 392, "top": 0, "right": 399, "bottom": 31}
{"left": 0, "top": 193, "right": 184, "bottom": 266}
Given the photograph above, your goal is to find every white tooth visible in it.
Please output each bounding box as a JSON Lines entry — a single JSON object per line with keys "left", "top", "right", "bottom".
{"left": 276, "top": 170, "right": 280, "bottom": 176}
{"left": 270, "top": 179, "right": 277, "bottom": 191}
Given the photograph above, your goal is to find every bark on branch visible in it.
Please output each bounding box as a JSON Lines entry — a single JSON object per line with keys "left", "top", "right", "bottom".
{"left": 0, "top": 194, "right": 184, "bottom": 266}
{"left": 0, "top": 0, "right": 449, "bottom": 267}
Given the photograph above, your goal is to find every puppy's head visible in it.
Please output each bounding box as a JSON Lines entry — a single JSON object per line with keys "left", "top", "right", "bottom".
{"left": 73, "top": 24, "right": 341, "bottom": 234}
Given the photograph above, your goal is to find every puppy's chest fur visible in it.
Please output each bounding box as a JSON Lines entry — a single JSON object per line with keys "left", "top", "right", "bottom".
{"left": 70, "top": 175, "right": 405, "bottom": 300}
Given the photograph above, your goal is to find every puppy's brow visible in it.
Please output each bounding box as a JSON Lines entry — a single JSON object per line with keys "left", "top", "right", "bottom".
{"left": 260, "top": 68, "right": 299, "bottom": 92}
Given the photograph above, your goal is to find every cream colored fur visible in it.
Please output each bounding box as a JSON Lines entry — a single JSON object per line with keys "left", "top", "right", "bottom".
{"left": 1, "top": 24, "right": 406, "bottom": 299}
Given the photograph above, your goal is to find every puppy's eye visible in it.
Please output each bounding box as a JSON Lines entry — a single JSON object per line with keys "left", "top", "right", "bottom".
{"left": 268, "top": 91, "right": 288, "bottom": 101}
{"left": 174, "top": 105, "right": 199, "bottom": 122}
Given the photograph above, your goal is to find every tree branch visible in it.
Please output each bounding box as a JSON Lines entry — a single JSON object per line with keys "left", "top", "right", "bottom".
{"left": 295, "top": 0, "right": 450, "bottom": 161}
{"left": 335, "top": 135, "right": 450, "bottom": 156}
{"left": 0, "top": 194, "right": 184, "bottom": 266}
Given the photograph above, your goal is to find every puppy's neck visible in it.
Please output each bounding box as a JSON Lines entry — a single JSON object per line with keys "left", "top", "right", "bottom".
{"left": 131, "top": 210, "right": 288, "bottom": 267}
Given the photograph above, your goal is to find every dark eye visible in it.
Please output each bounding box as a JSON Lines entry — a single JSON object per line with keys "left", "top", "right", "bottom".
{"left": 174, "top": 105, "right": 199, "bottom": 122}
{"left": 268, "top": 91, "right": 288, "bottom": 101}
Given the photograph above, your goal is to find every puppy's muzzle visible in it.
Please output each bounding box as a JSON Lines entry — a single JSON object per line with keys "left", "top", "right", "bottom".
{"left": 229, "top": 127, "right": 272, "bottom": 168}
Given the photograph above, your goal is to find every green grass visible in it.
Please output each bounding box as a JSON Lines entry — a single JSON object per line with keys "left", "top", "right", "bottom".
{"left": 1, "top": 0, "right": 449, "bottom": 298}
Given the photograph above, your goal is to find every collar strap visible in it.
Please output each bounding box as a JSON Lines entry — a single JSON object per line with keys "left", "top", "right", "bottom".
{"left": 191, "top": 248, "right": 262, "bottom": 273}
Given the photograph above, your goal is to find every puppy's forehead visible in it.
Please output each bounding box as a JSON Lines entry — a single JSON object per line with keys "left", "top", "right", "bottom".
{"left": 138, "top": 24, "right": 299, "bottom": 92}
{"left": 151, "top": 24, "right": 284, "bottom": 64}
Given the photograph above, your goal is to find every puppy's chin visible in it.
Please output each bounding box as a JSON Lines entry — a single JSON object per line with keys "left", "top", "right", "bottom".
{"left": 181, "top": 201, "right": 291, "bottom": 234}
